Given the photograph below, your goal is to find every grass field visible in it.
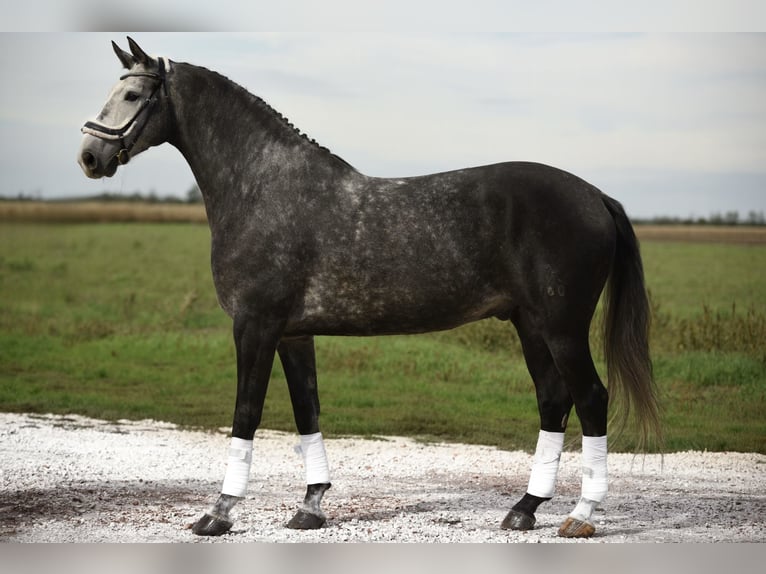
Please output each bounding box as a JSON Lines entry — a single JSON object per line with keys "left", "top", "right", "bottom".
{"left": 1, "top": 216, "right": 764, "bottom": 453}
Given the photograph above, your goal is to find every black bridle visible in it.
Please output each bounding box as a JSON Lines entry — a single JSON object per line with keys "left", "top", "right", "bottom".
{"left": 81, "top": 57, "right": 170, "bottom": 165}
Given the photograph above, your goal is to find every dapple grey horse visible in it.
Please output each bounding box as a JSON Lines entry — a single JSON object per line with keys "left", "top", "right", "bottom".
{"left": 78, "top": 38, "right": 659, "bottom": 538}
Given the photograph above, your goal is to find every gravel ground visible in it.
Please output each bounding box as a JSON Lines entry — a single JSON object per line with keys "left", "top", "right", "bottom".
{"left": 0, "top": 412, "right": 763, "bottom": 543}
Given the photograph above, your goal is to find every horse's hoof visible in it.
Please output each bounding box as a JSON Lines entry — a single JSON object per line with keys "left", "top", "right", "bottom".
{"left": 191, "top": 513, "right": 233, "bottom": 536}
{"left": 557, "top": 516, "right": 596, "bottom": 538}
{"left": 501, "top": 509, "right": 536, "bottom": 531}
{"left": 286, "top": 509, "right": 326, "bottom": 530}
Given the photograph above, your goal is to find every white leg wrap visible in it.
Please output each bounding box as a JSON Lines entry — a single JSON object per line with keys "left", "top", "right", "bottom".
{"left": 221, "top": 437, "right": 253, "bottom": 498}
{"left": 296, "top": 432, "right": 331, "bottom": 484}
{"left": 569, "top": 435, "right": 608, "bottom": 522}
{"left": 526, "top": 430, "right": 564, "bottom": 498}
{"left": 581, "top": 435, "right": 608, "bottom": 502}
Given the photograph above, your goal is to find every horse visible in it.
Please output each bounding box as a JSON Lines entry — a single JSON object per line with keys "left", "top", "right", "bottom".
{"left": 78, "top": 37, "right": 660, "bottom": 538}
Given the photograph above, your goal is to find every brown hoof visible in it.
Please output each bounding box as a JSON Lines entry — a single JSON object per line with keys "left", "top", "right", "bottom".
{"left": 558, "top": 516, "right": 596, "bottom": 538}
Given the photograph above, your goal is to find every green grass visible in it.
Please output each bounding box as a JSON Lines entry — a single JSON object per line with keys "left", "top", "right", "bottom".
{"left": 1, "top": 223, "right": 764, "bottom": 453}
{"left": 642, "top": 242, "right": 766, "bottom": 318}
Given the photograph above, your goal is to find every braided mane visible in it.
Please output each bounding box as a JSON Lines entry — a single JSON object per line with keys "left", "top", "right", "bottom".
{"left": 195, "top": 64, "right": 354, "bottom": 170}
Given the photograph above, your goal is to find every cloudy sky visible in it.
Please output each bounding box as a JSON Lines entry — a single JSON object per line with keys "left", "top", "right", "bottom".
{"left": 1, "top": 29, "right": 765, "bottom": 219}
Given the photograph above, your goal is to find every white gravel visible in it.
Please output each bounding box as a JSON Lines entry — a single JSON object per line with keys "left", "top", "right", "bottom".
{"left": 0, "top": 412, "right": 763, "bottom": 542}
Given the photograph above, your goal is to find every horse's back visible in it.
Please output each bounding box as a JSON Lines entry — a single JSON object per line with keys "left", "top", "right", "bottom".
{"left": 386, "top": 160, "right": 615, "bottom": 274}
{"left": 286, "top": 161, "right": 615, "bottom": 336}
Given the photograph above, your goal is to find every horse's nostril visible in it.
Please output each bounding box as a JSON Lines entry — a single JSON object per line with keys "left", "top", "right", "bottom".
{"left": 81, "top": 151, "right": 97, "bottom": 170}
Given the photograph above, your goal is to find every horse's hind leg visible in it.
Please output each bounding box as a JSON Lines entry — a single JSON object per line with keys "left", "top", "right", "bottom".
{"left": 546, "top": 331, "right": 609, "bottom": 538}
{"left": 503, "top": 315, "right": 573, "bottom": 531}
{"left": 278, "top": 336, "right": 332, "bottom": 529}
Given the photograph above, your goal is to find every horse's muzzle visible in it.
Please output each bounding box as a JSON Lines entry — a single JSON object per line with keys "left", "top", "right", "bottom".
{"left": 78, "top": 139, "right": 119, "bottom": 179}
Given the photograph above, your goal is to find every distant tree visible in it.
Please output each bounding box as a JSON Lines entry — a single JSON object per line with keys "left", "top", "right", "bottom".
{"left": 746, "top": 210, "right": 765, "bottom": 226}
{"left": 186, "top": 183, "right": 203, "bottom": 204}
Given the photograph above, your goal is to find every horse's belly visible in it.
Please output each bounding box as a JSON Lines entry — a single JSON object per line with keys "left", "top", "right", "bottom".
{"left": 286, "top": 280, "right": 509, "bottom": 337}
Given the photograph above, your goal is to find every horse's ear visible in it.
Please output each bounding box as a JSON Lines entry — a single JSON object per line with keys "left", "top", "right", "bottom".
{"left": 112, "top": 41, "right": 135, "bottom": 69}
{"left": 127, "top": 36, "right": 152, "bottom": 66}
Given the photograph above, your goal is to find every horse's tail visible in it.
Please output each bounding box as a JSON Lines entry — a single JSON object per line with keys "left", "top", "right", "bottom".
{"left": 601, "top": 194, "right": 661, "bottom": 449}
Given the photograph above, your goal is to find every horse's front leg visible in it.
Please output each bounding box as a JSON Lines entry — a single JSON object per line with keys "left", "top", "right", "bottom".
{"left": 192, "top": 315, "right": 282, "bottom": 536}
{"left": 278, "top": 336, "right": 332, "bottom": 529}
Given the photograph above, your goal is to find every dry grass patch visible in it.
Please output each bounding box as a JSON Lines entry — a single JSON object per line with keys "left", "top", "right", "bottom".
{"left": 636, "top": 224, "right": 766, "bottom": 244}
{"left": 0, "top": 201, "right": 206, "bottom": 223}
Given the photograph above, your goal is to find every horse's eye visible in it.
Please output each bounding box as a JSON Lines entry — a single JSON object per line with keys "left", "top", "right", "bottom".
{"left": 124, "top": 91, "right": 140, "bottom": 102}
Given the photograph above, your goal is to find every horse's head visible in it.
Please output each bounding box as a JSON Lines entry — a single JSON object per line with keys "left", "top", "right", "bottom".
{"left": 78, "top": 37, "right": 173, "bottom": 179}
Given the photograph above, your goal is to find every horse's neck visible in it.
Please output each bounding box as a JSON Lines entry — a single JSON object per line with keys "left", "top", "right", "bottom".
{"left": 168, "top": 63, "right": 349, "bottom": 224}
